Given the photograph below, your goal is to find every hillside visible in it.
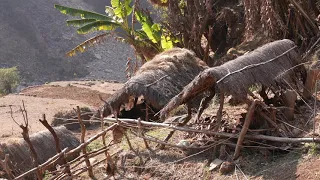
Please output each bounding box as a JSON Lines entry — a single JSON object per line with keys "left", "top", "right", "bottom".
{"left": 0, "top": 0, "right": 135, "bottom": 87}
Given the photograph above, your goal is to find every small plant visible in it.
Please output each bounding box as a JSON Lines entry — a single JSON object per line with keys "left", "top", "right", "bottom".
{"left": 305, "top": 143, "right": 320, "bottom": 155}
{"left": 43, "top": 170, "right": 53, "bottom": 180}
{"left": 0, "top": 67, "right": 20, "bottom": 95}
{"left": 86, "top": 139, "right": 104, "bottom": 152}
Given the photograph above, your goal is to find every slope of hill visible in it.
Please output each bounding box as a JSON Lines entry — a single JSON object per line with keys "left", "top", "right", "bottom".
{"left": 0, "top": 0, "right": 135, "bottom": 87}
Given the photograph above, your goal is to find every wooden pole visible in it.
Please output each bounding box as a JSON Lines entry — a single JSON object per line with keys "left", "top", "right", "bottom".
{"left": 105, "top": 117, "right": 320, "bottom": 143}
{"left": 76, "top": 106, "right": 94, "bottom": 178}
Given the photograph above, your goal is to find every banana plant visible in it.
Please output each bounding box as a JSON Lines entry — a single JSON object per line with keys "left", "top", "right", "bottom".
{"left": 54, "top": 0, "right": 174, "bottom": 61}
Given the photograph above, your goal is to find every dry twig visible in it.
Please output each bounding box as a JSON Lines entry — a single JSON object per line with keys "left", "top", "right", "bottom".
{"left": 39, "top": 114, "right": 71, "bottom": 175}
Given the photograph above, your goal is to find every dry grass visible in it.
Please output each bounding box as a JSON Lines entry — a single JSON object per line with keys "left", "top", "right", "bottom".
{"left": 101, "top": 48, "right": 208, "bottom": 119}
{"left": 0, "top": 126, "right": 80, "bottom": 176}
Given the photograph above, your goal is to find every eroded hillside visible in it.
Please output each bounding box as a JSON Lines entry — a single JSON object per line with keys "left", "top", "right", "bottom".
{"left": 0, "top": 0, "right": 135, "bottom": 86}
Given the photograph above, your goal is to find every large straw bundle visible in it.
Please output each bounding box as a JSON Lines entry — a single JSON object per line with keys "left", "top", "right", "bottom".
{"left": 101, "top": 48, "right": 208, "bottom": 119}
{"left": 0, "top": 126, "right": 80, "bottom": 175}
{"left": 160, "top": 39, "right": 305, "bottom": 118}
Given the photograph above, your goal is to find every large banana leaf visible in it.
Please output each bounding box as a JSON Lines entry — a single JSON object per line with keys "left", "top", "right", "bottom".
{"left": 161, "top": 35, "right": 174, "bottom": 50}
{"left": 77, "top": 21, "right": 120, "bottom": 34}
{"left": 111, "top": 0, "right": 132, "bottom": 19}
{"left": 135, "top": 11, "right": 161, "bottom": 43}
{"left": 66, "top": 19, "right": 97, "bottom": 27}
{"left": 54, "top": 4, "right": 112, "bottom": 21}
{"left": 111, "top": 0, "right": 120, "bottom": 8}
{"left": 66, "top": 33, "right": 109, "bottom": 57}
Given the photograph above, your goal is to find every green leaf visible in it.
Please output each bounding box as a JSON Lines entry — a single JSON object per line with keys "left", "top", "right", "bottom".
{"left": 76, "top": 21, "right": 120, "bottom": 34}
{"left": 124, "top": 0, "right": 133, "bottom": 16}
{"left": 161, "top": 35, "right": 174, "bottom": 50}
{"left": 54, "top": 4, "right": 112, "bottom": 21}
{"left": 135, "top": 29, "right": 149, "bottom": 40}
{"left": 152, "top": 24, "right": 161, "bottom": 32}
{"left": 66, "top": 19, "right": 97, "bottom": 27}
{"left": 135, "top": 11, "right": 160, "bottom": 43}
{"left": 111, "top": 0, "right": 120, "bottom": 8}
{"left": 134, "top": 10, "right": 146, "bottom": 22}
{"left": 111, "top": 0, "right": 132, "bottom": 19}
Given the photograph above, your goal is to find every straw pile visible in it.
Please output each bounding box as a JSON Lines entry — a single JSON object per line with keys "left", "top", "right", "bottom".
{"left": 160, "top": 39, "right": 306, "bottom": 118}
{"left": 101, "top": 48, "right": 208, "bottom": 119}
{"left": 0, "top": 126, "right": 80, "bottom": 175}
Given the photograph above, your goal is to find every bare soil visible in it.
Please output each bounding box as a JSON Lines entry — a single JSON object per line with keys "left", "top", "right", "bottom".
{"left": 1, "top": 81, "right": 320, "bottom": 179}
{"left": 0, "top": 81, "right": 122, "bottom": 139}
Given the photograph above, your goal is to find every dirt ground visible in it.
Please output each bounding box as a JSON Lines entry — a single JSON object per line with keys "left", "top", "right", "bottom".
{"left": 1, "top": 81, "right": 320, "bottom": 179}
{"left": 0, "top": 81, "right": 123, "bottom": 139}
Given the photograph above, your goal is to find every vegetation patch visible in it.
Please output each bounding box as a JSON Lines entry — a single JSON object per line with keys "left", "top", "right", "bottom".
{"left": 0, "top": 67, "right": 20, "bottom": 95}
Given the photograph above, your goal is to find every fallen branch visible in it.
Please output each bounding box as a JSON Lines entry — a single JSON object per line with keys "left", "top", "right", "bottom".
{"left": 105, "top": 117, "right": 320, "bottom": 143}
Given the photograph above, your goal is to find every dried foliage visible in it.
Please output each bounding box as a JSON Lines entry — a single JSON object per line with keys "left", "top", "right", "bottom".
{"left": 243, "top": 0, "right": 319, "bottom": 51}
{"left": 0, "top": 126, "right": 80, "bottom": 175}
{"left": 161, "top": 1, "right": 213, "bottom": 61}
{"left": 160, "top": 39, "right": 305, "bottom": 118}
{"left": 66, "top": 33, "right": 108, "bottom": 57}
{"left": 101, "top": 48, "right": 208, "bottom": 119}
{"left": 160, "top": 0, "right": 244, "bottom": 66}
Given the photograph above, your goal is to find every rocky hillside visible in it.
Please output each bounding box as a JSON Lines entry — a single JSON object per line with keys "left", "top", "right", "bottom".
{"left": 0, "top": 0, "right": 137, "bottom": 87}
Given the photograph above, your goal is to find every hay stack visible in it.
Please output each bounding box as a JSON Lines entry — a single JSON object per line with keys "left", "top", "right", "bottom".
{"left": 160, "top": 39, "right": 306, "bottom": 118}
{"left": 101, "top": 48, "right": 208, "bottom": 119}
{"left": 0, "top": 126, "right": 80, "bottom": 175}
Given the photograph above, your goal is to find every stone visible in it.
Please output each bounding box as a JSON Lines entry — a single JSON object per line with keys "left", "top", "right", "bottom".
{"left": 209, "top": 158, "right": 223, "bottom": 171}
{"left": 219, "top": 161, "right": 235, "bottom": 174}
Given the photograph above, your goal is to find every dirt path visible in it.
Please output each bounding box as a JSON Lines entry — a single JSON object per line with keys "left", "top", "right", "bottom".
{"left": 0, "top": 81, "right": 123, "bottom": 139}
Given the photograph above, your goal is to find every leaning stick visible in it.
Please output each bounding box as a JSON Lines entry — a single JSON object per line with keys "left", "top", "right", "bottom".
{"left": 234, "top": 99, "right": 258, "bottom": 159}
{"left": 158, "top": 104, "right": 192, "bottom": 149}
{"left": 76, "top": 106, "right": 94, "bottom": 178}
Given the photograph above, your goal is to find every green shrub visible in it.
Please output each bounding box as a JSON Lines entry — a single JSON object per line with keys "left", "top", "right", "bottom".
{"left": 0, "top": 67, "right": 20, "bottom": 95}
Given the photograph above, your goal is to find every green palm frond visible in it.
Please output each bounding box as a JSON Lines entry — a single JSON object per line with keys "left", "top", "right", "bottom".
{"left": 66, "top": 33, "right": 109, "bottom": 57}
{"left": 66, "top": 19, "right": 97, "bottom": 27}
{"left": 54, "top": 4, "right": 112, "bottom": 21}
{"left": 135, "top": 11, "right": 161, "bottom": 43}
{"left": 76, "top": 21, "right": 120, "bottom": 34}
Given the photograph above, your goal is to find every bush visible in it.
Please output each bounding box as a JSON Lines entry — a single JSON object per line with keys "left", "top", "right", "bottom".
{"left": 0, "top": 67, "right": 20, "bottom": 95}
